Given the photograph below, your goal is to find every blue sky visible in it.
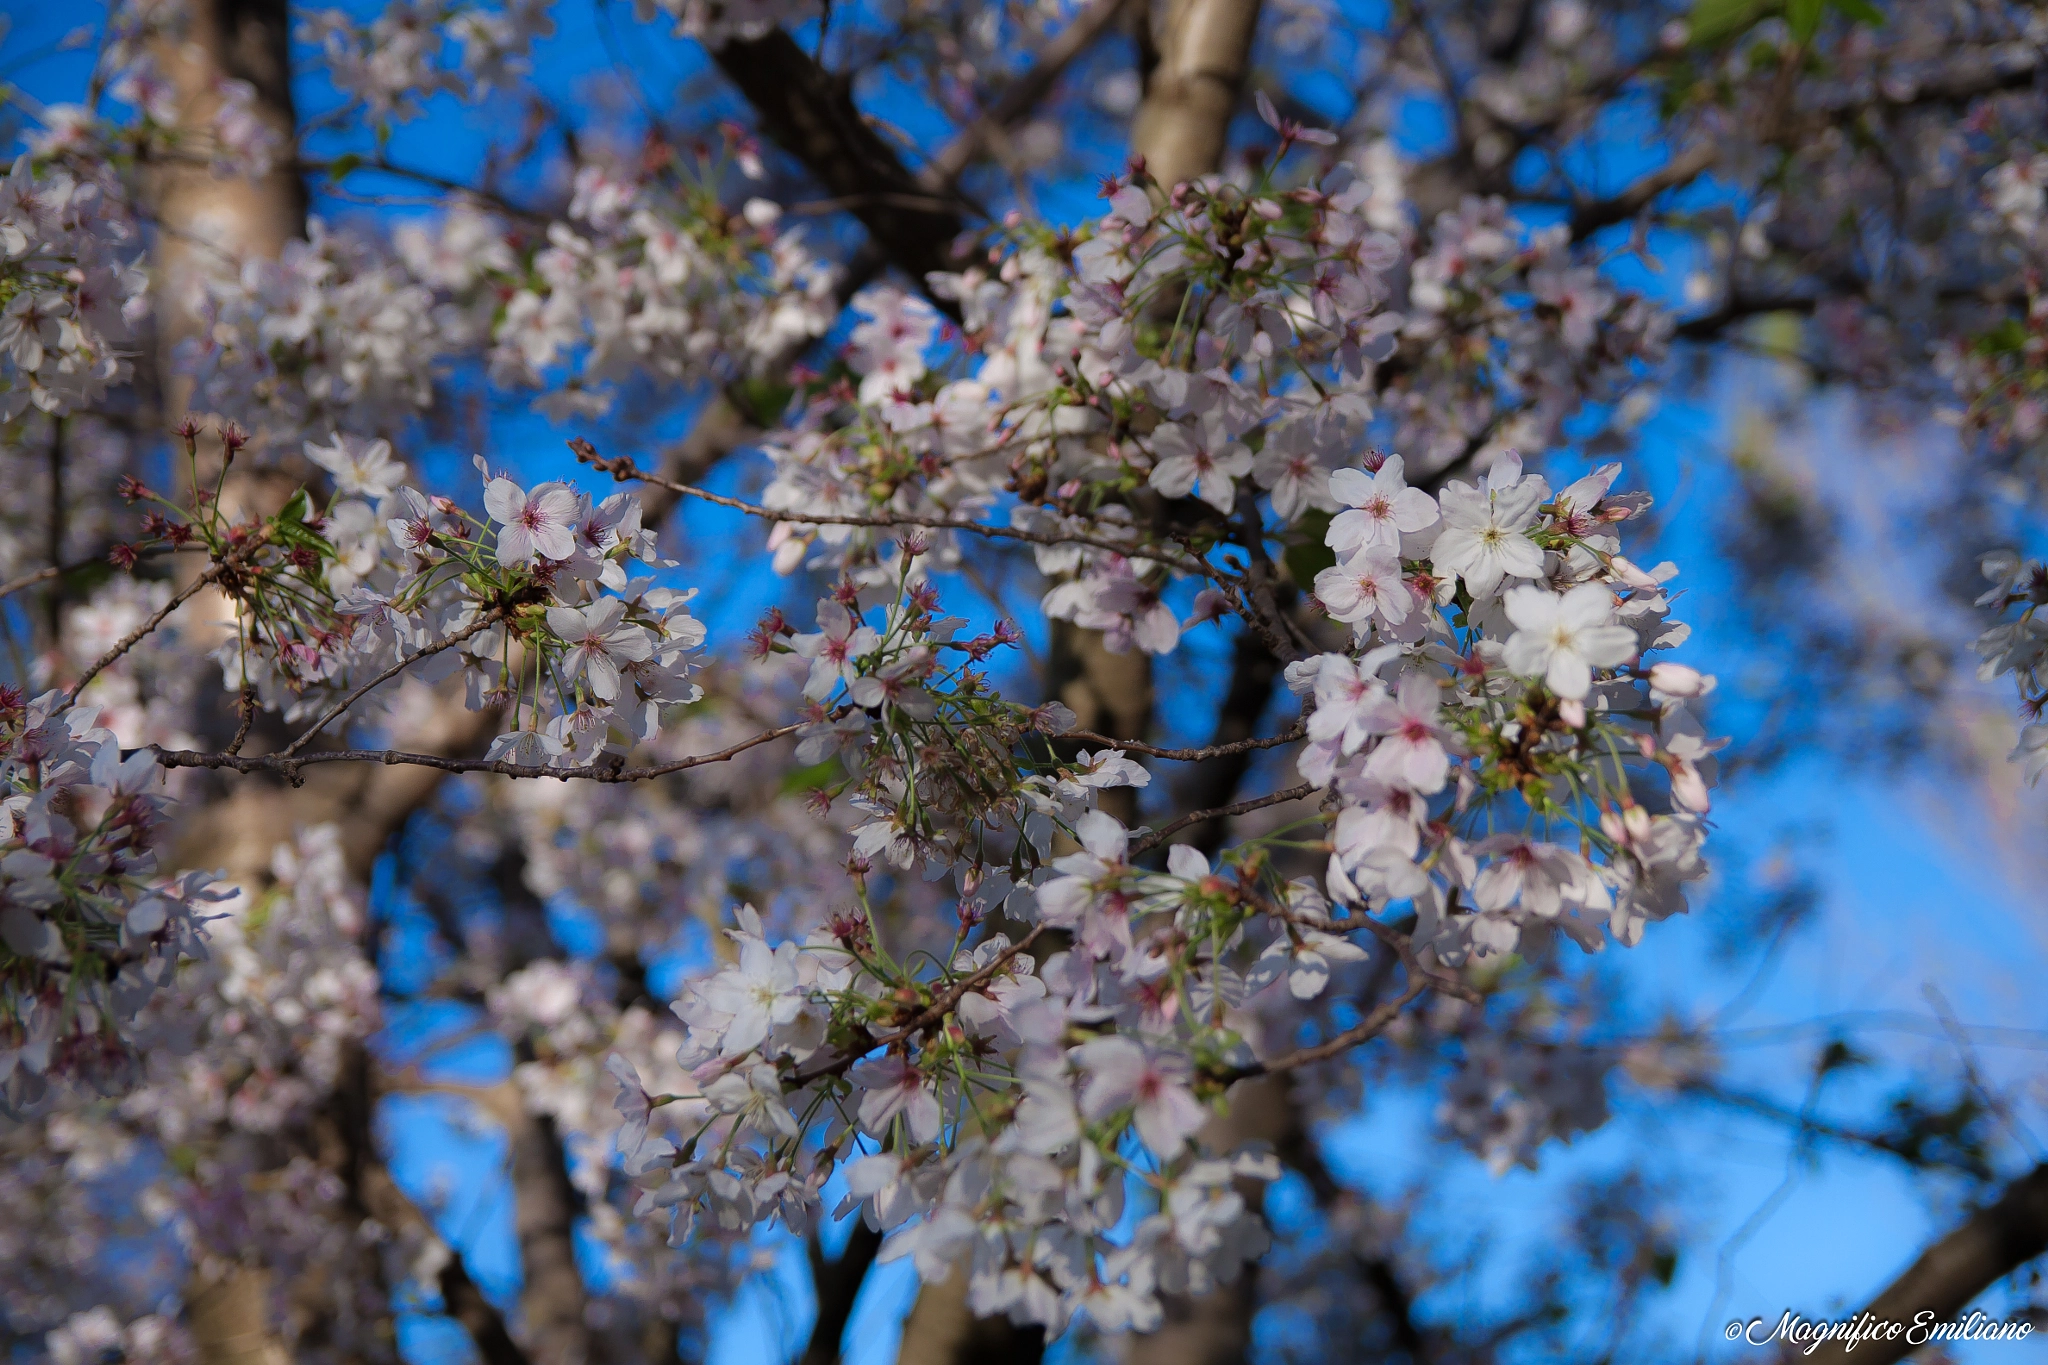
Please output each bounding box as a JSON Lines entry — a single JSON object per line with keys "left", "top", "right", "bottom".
{"left": 7, "top": 0, "right": 2048, "bottom": 1360}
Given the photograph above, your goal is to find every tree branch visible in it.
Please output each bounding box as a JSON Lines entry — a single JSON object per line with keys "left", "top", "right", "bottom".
{"left": 922, "top": 0, "right": 1132, "bottom": 189}
{"left": 151, "top": 720, "right": 807, "bottom": 786}
{"left": 1803, "top": 1164, "right": 2048, "bottom": 1365}
{"left": 798, "top": 1221, "right": 885, "bottom": 1365}
{"left": 1569, "top": 142, "right": 1718, "bottom": 240}
{"left": 711, "top": 30, "right": 966, "bottom": 286}
{"left": 1130, "top": 781, "right": 1317, "bottom": 855}
{"left": 571, "top": 440, "right": 1226, "bottom": 581}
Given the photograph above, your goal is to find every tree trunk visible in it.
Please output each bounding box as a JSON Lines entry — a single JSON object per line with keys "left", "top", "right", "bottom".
{"left": 140, "top": 11, "right": 587, "bottom": 1363}
{"left": 510, "top": 1112, "right": 594, "bottom": 1365}
{"left": 143, "top": 7, "right": 311, "bottom": 1363}
{"left": 1129, "top": 0, "right": 1265, "bottom": 190}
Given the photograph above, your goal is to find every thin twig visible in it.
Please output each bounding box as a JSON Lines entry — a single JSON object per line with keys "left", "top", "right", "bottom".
{"left": 66, "top": 567, "right": 221, "bottom": 704}
{"left": 278, "top": 613, "right": 502, "bottom": 758}
{"left": 1215, "top": 918, "right": 1476, "bottom": 1081}
{"left": 0, "top": 546, "right": 182, "bottom": 604}
{"left": 786, "top": 924, "right": 1047, "bottom": 1088}
{"left": 570, "top": 440, "right": 1228, "bottom": 583}
{"left": 1062, "top": 725, "right": 1304, "bottom": 762}
{"left": 149, "top": 721, "right": 806, "bottom": 787}
{"left": 1130, "top": 780, "right": 1318, "bottom": 853}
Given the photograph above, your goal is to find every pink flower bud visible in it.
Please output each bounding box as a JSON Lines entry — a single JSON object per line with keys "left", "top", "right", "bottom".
{"left": 1647, "top": 663, "right": 1713, "bottom": 698}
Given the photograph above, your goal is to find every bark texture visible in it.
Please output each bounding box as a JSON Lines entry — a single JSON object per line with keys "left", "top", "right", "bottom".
{"left": 1130, "top": 0, "right": 1265, "bottom": 190}
{"left": 142, "top": 7, "right": 314, "bottom": 1363}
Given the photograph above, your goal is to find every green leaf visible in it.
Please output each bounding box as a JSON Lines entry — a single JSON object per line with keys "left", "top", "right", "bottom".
{"left": 778, "top": 757, "right": 840, "bottom": 794}
{"left": 1282, "top": 509, "right": 1335, "bottom": 588}
{"left": 325, "top": 152, "right": 363, "bottom": 181}
{"left": 1786, "top": 0, "right": 1823, "bottom": 40}
{"left": 1688, "top": 0, "right": 1771, "bottom": 45}
{"left": 1827, "top": 0, "right": 1885, "bottom": 26}
{"left": 733, "top": 374, "right": 796, "bottom": 428}
{"left": 1974, "top": 318, "right": 2029, "bottom": 356}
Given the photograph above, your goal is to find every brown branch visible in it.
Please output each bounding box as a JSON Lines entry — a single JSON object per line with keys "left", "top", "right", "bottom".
{"left": 151, "top": 721, "right": 805, "bottom": 785}
{"left": 1681, "top": 1081, "right": 1990, "bottom": 1177}
{"left": 0, "top": 547, "right": 184, "bottom": 605}
{"left": 1130, "top": 780, "right": 1318, "bottom": 854}
{"left": 278, "top": 612, "right": 502, "bottom": 758}
{"left": 711, "top": 29, "right": 967, "bottom": 288}
{"left": 1163, "top": 615, "right": 1293, "bottom": 857}
{"left": 799, "top": 1221, "right": 885, "bottom": 1365}
{"left": 922, "top": 0, "right": 1132, "bottom": 189}
{"left": 1802, "top": 1164, "right": 2048, "bottom": 1365}
{"left": 1062, "top": 724, "right": 1301, "bottom": 763}
{"left": 1215, "top": 920, "right": 1474, "bottom": 1081}
{"left": 570, "top": 440, "right": 1226, "bottom": 581}
{"left": 786, "top": 925, "right": 1047, "bottom": 1088}
{"left": 65, "top": 566, "right": 221, "bottom": 704}
{"left": 1569, "top": 142, "right": 1719, "bottom": 240}
{"left": 437, "top": 1254, "right": 531, "bottom": 1365}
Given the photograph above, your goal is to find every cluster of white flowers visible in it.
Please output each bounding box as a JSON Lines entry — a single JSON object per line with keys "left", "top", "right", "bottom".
{"left": 118, "top": 825, "right": 380, "bottom": 1143}
{"left": 396, "top": 173, "right": 839, "bottom": 422}
{"left": 178, "top": 221, "right": 443, "bottom": 444}
{"left": 585, "top": 98, "right": 1731, "bottom": 1332}
{"left": 1975, "top": 548, "right": 2048, "bottom": 781}
{"left": 595, "top": 463, "right": 1719, "bottom": 1333}
{"left": 1301, "top": 448, "right": 1717, "bottom": 958}
{"left": 123, "top": 425, "right": 704, "bottom": 763}
{"left": 1392, "top": 195, "right": 1669, "bottom": 470}
{"left": 181, "top": 162, "right": 836, "bottom": 448}
{"left": 0, "top": 826, "right": 406, "bottom": 1363}
{"left": 0, "top": 156, "right": 148, "bottom": 421}
{"left": 301, "top": 0, "right": 558, "bottom": 124}
{"left": 0, "top": 691, "right": 227, "bottom": 1113}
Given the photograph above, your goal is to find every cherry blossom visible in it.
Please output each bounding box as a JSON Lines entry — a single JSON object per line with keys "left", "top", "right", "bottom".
{"left": 1500, "top": 583, "right": 1638, "bottom": 700}
{"left": 485, "top": 476, "right": 581, "bottom": 566}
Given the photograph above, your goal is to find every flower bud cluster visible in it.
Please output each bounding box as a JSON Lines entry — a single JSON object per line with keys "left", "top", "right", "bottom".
{"left": 0, "top": 690, "right": 226, "bottom": 1114}
{"left": 0, "top": 156, "right": 147, "bottom": 421}
{"left": 125, "top": 425, "right": 704, "bottom": 764}
{"left": 1974, "top": 547, "right": 2048, "bottom": 781}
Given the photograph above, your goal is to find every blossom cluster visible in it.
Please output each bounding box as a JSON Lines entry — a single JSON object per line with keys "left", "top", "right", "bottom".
{"left": 123, "top": 422, "right": 704, "bottom": 765}
{"left": 37, "top": 0, "right": 284, "bottom": 182}
{"left": 403, "top": 161, "right": 840, "bottom": 420}
{"left": 0, "top": 690, "right": 226, "bottom": 1114}
{"left": 1, "top": 826, "right": 403, "bottom": 1362}
{"left": 0, "top": 155, "right": 148, "bottom": 420}
{"left": 1975, "top": 548, "right": 2048, "bottom": 781}
{"left": 1391, "top": 194, "right": 1669, "bottom": 470}
{"left": 119, "top": 824, "right": 380, "bottom": 1144}
{"left": 757, "top": 109, "right": 1665, "bottom": 665}
{"left": 590, "top": 102, "right": 1723, "bottom": 1334}
{"left": 1302, "top": 447, "right": 1718, "bottom": 959}
{"left": 45, "top": 1307, "right": 194, "bottom": 1365}
{"left": 178, "top": 221, "right": 443, "bottom": 443}
{"left": 182, "top": 152, "right": 840, "bottom": 448}
{"left": 301, "top": 0, "right": 557, "bottom": 124}
{"left": 600, "top": 470, "right": 1720, "bottom": 1333}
